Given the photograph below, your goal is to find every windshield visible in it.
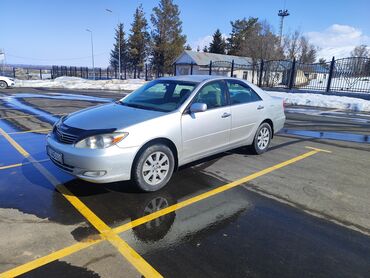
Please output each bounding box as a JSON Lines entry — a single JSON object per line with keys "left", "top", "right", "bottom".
{"left": 120, "top": 80, "right": 198, "bottom": 112}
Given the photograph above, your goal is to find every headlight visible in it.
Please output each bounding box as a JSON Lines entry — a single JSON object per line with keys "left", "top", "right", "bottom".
{"left": 75, "top": 132, "right": 128, "bottom": 149}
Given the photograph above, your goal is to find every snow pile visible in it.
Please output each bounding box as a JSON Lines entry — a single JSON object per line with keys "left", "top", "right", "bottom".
{"left": 14, "top": 76, "right": 146, "bottom": 91}
{"left": 267, "top": 91, "right": 370, "bottom": 112}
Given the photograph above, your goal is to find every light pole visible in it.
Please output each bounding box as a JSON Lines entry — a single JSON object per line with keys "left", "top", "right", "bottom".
{"left": 105, "top": 8, "right": 121, "bottom": 79}
{"left": 86, "top": 29, "right": 95, "bottom": 80}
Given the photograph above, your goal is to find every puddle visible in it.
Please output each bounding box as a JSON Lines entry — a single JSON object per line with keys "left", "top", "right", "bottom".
{"left": 0, "top": 93, "right": 112, "bottom": 124}
{"left": 0, "top": 93, "right": 113, "bottom": 103}
{"left": 280, "top": 128, "right": 370, "bottom": 144}
{"left": 285, "top": 107, "right": 370, "bottom": 124}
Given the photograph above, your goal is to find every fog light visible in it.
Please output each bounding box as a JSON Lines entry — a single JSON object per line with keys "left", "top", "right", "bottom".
{"left": 83, "top": 171, "right": 106, "bottom": 177}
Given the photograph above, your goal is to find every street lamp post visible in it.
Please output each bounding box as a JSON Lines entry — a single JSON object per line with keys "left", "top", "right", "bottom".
{"left": 106, "top": 9, "right": 121, "bottom": 79}
{"left": 86, "top": 29, "right": 95, "bottom": 80}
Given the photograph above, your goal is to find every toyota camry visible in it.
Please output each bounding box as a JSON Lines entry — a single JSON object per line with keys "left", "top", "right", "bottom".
{"left": 46, "top": 75, "right": 285, "bottom": 191}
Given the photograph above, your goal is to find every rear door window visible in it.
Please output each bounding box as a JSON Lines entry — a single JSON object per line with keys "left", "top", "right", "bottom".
{"left": 226, "top": 80, "right": 261, "bottom": 105}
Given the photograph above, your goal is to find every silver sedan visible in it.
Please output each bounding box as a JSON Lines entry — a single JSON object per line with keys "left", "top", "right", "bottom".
{"left": 46, "top": 75, "right": 285, "bottom": 191}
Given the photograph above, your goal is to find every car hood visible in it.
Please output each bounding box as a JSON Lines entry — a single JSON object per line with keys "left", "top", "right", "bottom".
{"left": 63, "top": 102, "right": 165, "bottom": 130}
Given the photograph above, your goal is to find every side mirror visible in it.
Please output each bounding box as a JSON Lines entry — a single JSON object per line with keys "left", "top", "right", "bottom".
{"left": 190, "top": 103, "right": 207, "bottom": 113}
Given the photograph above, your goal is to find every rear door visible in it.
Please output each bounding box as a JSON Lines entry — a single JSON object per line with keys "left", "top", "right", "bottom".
{"left": 226, "top": 80, "right": 264, "bottom": 145}
{"left": 181, "top": 80, "right": 231, "bottom": 162}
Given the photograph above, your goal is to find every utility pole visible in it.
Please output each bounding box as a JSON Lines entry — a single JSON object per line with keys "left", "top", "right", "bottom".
{"left": 86, "top": 29, "right": 95, "bottom": 80}
{"left": 0, "top": 49, "right": 5, "bottom": 75}
{"left": 278, "top": 9, "right": 289, "bottom": 45}
{"left": 106, "top": 9, "right": 121, "bottom": 79}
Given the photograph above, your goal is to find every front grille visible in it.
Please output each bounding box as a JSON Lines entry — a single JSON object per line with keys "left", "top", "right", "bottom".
{"left": 55, "top": 127, "right": 78, "bottom": 144}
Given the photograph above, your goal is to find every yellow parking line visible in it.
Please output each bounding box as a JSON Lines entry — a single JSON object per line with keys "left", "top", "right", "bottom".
{"left": 0, "top": 145, "right": 330, "bottom": 277}
{"left": 305, "top": 146, "right": 332, "bottom": 153}
{"left": 0, "top": 162, "right": 22, "bottom": 170}
{"left": 7, "top": 128, "right": 52, "bottom": 135}
{"left": 0, "top": 128, "right": 30, "bottom": 157}
{"left": 1, "top": 130, "right": 162, "bottom": 278}
{"left": 0, "top": 159, "right": 50, "bottom": 171}
{"left": 112, "top": 147, "right": 326, "bottom": 234}
{"left": 0, "top": 240, "right": 102, "bottom": 278}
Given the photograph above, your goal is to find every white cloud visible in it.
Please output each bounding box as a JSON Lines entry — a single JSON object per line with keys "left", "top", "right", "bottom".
{"left": 306, "top": 24, "right": 370, "bottom": 59}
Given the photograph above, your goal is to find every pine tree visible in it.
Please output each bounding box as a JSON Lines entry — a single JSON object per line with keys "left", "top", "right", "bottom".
{"left": 227, "top": 17, "right": 258, "bottom": 55}
{"left": 110, "top": 23, "right": 128, "bottom": 77}
{"left": 202, "top": 45, "right": 208, "bottom": 52}
{"left": 185, "top": 44, "right": 192, "bottom": 50}
{"left": 128, "top": 4, "right": 150, "bottom": 72}
{"left": 151, "top": 0, "right": 186, "bottom": 75}
{"left": 209, "top": 29, "right": 226, "bottom": 54}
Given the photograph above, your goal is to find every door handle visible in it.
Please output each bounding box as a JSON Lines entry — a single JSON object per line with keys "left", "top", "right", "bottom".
{"left": 257, "top": 105, "right": 264, "bottom": 110}
{"left": 221, "top": 112, "right": 231, "bottom": 118}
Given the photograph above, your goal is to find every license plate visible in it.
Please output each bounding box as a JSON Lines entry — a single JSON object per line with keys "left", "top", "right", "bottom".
{"left": 47, "top": 147, "right": 63, "bottom": 164}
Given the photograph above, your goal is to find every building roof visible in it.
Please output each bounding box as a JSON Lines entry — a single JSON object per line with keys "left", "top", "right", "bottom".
{"left": 174, "top": 50, "right": 253, "bottom": 66}
{"left": 159, "top": 75, "right": 223, "bottom": 83}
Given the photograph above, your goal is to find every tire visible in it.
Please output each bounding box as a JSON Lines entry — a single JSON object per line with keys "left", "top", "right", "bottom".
{"left": 251, "top": 122, "right": 272, "bottom": 155}
{"left": 0, "top": 81, "right": 8, "bottom": 89}
{"left": 132, "top": 144, "right": 175, "bottom": 192}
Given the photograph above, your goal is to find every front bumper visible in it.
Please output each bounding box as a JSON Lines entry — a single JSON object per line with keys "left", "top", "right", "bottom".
{"left": 46, "top": 134, "right": 139, "bottom": 183}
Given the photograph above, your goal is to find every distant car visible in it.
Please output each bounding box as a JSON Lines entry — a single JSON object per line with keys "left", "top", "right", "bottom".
{"left": 0, "top": 76, "right": 15, "bottom": 88}
{"left": 46, "top": 75, "right": 285, "bottom": 191}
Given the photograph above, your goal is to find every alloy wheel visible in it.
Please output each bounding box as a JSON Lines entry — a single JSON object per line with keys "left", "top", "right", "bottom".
{"left": 257, "top": 127, "right": 270, "bottom": 150}
{"left": 142, "top": 151, "right": 170, "bottom": 186}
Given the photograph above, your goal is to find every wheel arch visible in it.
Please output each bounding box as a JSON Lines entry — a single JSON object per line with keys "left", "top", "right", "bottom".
{"left": 132, "top": 137, "right": 179, "bottom": 173}
{"left": 0, "top": 80, "right": 8, "bottom": 88}
{"left": 261, "top": 119, "right": 274, "bottom": 138}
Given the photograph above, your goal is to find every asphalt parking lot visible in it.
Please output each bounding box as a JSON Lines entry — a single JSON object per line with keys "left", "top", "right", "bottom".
{"left": 0, "top": 88, "right": 370, "bottom": 277}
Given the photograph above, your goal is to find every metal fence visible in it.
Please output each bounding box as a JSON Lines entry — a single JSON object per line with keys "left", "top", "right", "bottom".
{"left": 3, "top": 56, "right": 369, "bottom": 93}
{"left": 203, "top": 56, "right": 370, "bottom": 93}
{"left": 0, "top": 64, "right": 161, "bottom": 81}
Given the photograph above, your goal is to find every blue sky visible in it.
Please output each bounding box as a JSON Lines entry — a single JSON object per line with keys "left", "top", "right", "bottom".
{"left": 1, "top": 0, "right": 369, "bottom": 67}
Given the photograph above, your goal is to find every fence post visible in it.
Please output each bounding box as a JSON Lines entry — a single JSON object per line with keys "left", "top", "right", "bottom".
{"left": 39, "top": 69, "right": 42, "bottom": 80}
{"left": 13, "top": 67, "right": 16, "bottom": 78}
{"left": 209, "top": 61, "right": 212, "bottom": 75}
{"left": 288, "top": 58, "right": 296, "bottom": 89}
{"left": 230, "top": 60, "right": 234, "bottom": 77}
{"left": 258, "top": 60, "right": 264, "bottom": 87}
{"left": 99, "top": 68, "right": 102, "bottom": 79}
{"left": 145, "top": 64, "right": 148, "bottom": 81}
{"left": 326, "top": 57, "right": 335, "bottom": 93}
{"left": 190, "top": 63, "right": 193, "bottom": 75}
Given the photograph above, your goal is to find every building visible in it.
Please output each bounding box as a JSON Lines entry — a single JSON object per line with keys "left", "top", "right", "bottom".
{"left": 173, "top": 50, "right": 329, "bottom": 87}
{"left": 173, "top": 51, "right": 258, "bottom": 82}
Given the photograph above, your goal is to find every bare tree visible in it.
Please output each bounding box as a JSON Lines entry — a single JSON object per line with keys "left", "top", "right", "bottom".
{"left": 298, "top": 36, "right": 317, "bottom": 63}
{"left": 283, "top": 31, "right": 317, "bottom": 63}
{"left": 350, "top": 45, "right": 369, "bottom": 58}
{"left": 283, "top": 31, "right": 301, "bottom": 60}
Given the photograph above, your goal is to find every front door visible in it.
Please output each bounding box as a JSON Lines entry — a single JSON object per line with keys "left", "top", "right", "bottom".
{"left": 181, "top": 80, "right": 231, "bottom": 163}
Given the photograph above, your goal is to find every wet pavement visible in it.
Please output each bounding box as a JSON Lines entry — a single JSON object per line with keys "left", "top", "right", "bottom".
{"left": 0, "top": 88, "right": 370, "bottom": 277}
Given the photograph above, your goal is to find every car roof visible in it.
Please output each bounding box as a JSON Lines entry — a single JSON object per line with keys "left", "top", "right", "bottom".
{"left": 158, "top": 75, "right": 224, "bottom": 83}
